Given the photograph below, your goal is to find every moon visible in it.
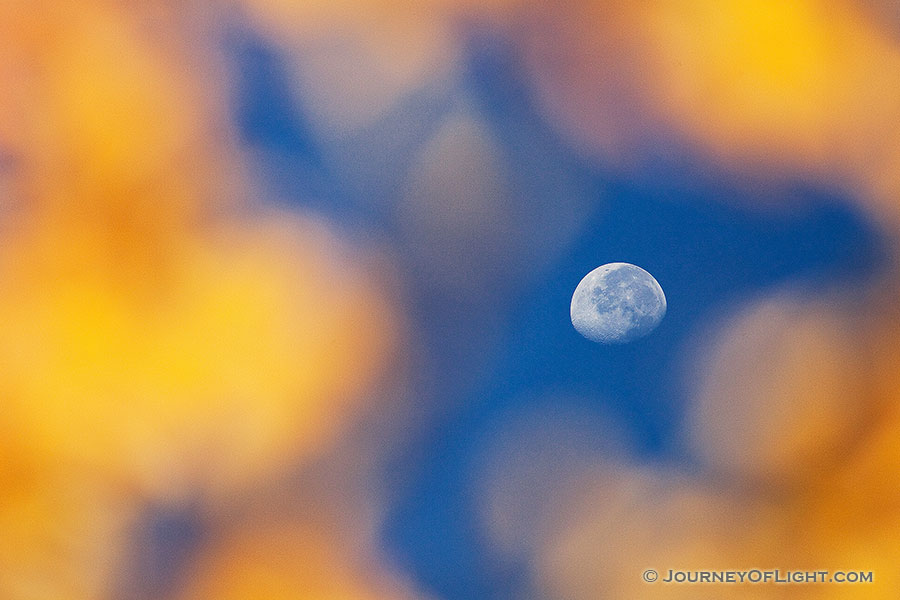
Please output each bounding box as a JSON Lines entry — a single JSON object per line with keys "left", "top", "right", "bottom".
{"left": 570, "top": 263, "right": 666, "bottom": 344}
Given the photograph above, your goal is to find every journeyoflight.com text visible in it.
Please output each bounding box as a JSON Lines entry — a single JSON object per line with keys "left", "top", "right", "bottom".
{"left": 641, "top": 568, "right": 873, "bottom": 584}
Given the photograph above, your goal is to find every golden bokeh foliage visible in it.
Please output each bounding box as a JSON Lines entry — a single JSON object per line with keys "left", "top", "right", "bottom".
{"left": 0, "top": 215, "right": 399, "bottom": 499}
{"left": 0, "top": 452, "right": 135, "bottom": 600}
{"left": 0, "top": 2, "right": 403, "bottom": 598}
{"left": 176, "top": 520, "right": 422, "bottom": 600}
{"left": 519, "top": 0, "right": 900, "bottom": 214}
